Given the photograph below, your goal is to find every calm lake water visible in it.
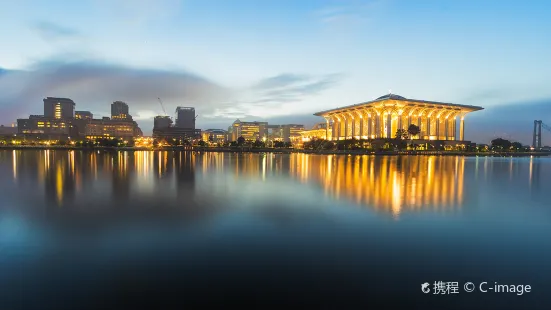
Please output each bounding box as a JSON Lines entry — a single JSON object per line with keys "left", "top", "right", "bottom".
{"left": 0, "top": 150, "right": 550, "bottom": 309}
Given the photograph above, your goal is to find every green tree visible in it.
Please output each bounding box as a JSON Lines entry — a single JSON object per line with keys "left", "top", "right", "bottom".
{"left": 274, "top": 141, "right": 285, "bottom": 148}
{"left": 407, "top": 124, "right": 420, "bottom": 139}
{"left": 491, "top": 138, "right": 512, "bottom": 151}
{"left": 252, "top": 139, "right": 265, "bottom": 148}
{"left": 511, "top": 141, "right": 523, "bottom": 151}
{"left": 237, "top": 136, "right": 245, "bottom": 146}
{"left": 395, "top": 129, "right": 409, "bottom": 140}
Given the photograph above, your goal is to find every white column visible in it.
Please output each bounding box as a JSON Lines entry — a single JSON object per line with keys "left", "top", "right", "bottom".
{"left": 351, "top": 116, "right": 355, "bottom": 139}
{"left": 436, "top": 116, "right": 440, "bottom": 140}
{"left": 460, "top": 117, "right": 465, "bottom": 141}
{"left": 453, "top": 117, "right": 457, "bottom": 140}
{"left": 367, "top": 115, "right": 372, "bottom": 139}
{"left": 359, "top": 114, "right": 364, "bottom": 138}
{"left": 325, "top": 118, "right": 330, "bottom": 140}
{"left": 426, "top": 116, "right": 431, "bottom": 139}
{"left": 343, "top": 116, "right": 348, "bottom": 140}
{"left": 417, "top": 116, "right": 422, "bottom": 137}
{"left": 386, "top": 113, "right": 392, "bottom": 138}
{"left": 335, "top": 118, "right": 339, "bottom": 140}
{"left": 398, "top": 115, "right": 402, "bottom": 131}
{"left": 377, "top": 114, "right": 382, "bottom": 138}
{"left": 444, "top": 119, "right": 449, "bottom": 140}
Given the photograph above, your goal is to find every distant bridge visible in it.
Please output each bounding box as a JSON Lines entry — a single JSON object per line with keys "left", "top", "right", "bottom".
{"left": 532, "top": 120, "right": 551, "bottom": 148}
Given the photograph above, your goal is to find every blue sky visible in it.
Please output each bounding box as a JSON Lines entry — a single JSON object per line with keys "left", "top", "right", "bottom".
{"left": 1, "top": 0, "right": 551, "bottom": 144}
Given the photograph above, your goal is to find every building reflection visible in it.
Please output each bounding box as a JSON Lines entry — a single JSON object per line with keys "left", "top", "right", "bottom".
{"left": 230, "top": 153, "right": 280, "bottom": 180}
{"left": 112, "top": 151, "right": 130, "bottom": 204}
{"left": 289, "top": 154, "right": 465, "bottom": 217}
{"left": 4, "top": 149, "right": 471, "bottom": 220}
{"left": 42, "top": 150, "right": 76, "bottom": 209}
{"left": 175, "top": 151, "right": 195, "bottom": 197}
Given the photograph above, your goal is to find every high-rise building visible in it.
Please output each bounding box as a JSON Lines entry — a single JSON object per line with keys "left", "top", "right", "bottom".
{"left": 43, "top": 97, "right": 75, "bottom": 119}
{"left": 111, "top": 101, "right": 131, "bottom": 120}
{"left": 75, "top": 111, "right": 93, "bottom": 120}
{"left": 154, "top": 116, "right": 173, "bottom": 129}
{"left": 175, "top": 107, "right": 196, "bottom": 129}
{"left": 231, "top": 119, "right": 268, "bottom": 141}
{"left": 153, "top": 115, "right": 200, "bottom": 141}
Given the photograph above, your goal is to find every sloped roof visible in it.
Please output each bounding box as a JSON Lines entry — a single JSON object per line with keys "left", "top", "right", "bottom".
{"left": 314, "top": 93, "right": 483, "bottom": 116}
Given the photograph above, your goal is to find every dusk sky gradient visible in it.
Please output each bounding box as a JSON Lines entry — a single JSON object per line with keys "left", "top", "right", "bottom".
{"left": 1, "top": 0, "right": 550, "bottom": 144}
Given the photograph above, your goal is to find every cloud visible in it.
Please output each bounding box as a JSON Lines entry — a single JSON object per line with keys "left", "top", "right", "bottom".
{"left": 0, "top": 57, "right": 341, "bottom": 134}
{"left": 314, "top": 0, "right": 388, "bottom": 28}
{"left": 92, "top": 0, "right": 184, "bottom": 27}
{"left": 0, "top": 58, "right": 231, "bottom": 131}
{"left": 32, "top": 21, "right": 80, "bottom": 41}
{"left": 252, "top": 74, "right": 309, "bottom": 90}
{"left": 206, "top": 73, "right": 343, "bottom": 120}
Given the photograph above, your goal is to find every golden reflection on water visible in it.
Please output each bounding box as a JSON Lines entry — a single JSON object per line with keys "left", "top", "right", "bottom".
{"left": 12, "top": 150, "right": 17, "bottom": 180}
{"left": 6, "top": 150, "right": 550, "bottom": 214}
{"left": 289, "top": 154, "right": 465, "bottom": 217}
{"left": 55, "top": 162, "right": 64, "bottom": 205}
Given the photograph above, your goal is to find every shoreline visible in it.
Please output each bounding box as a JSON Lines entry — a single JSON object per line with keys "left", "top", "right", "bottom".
{"left": 1, "top": 145, "right": 550, "bottom": 157}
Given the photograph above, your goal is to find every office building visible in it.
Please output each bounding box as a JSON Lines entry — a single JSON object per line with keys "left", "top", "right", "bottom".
{"left": 153, "top": 127, "right": 201, "bottom": 141}
{"left": 202, "top": 129, "right": 228, "bottom": 143}
{"left": 175, "top": 107, "right": 196, "bottom": 129}
{"left": 17, "top": 115, "right": 76, "bottom": 140}
{"left": 154, "top": 116, "right": 173, "bottom": 129}
{"left": 268, "top": 124, "right": 305, "bottom": 142}
{"left": 0, "top": 124, "right": 17, "bottom": 138}
{"left": 17, "top": 97, "right": 143, "bottom": 141}
{"left": 75, "top": 111, "right": 93, "bottom": 120}
{"left": 291, "top": 122, "right": 332, "bottom": 147}
{"left": 111, "top": 101, "right": 132, "bottom": 120}
{"left": 84, "top": 117, "right": 142, "bottom": 139}
{"left": 153, "top": 114, "right": 200, "bottom": 141}
{"left": 43, "top": 97, "right": 75, "bottom": 119}
{"left": 231, "top": 119, "right": 268, "bottom": 141}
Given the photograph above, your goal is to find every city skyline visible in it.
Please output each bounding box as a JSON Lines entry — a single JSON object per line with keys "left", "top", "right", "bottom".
{"left": 1, "top": 0, "right": 551, "bottom": 144}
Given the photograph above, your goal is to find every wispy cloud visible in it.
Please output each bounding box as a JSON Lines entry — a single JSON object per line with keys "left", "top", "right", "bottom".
{"left": 92, "top": 0, "right": 184, "bottom": 27}
{"left": 205, "top": 73, "right": 343, "bottom": 119}
{"left": 314, "top": 0, "right": 388, "bottom": 28}
{"left": 32, "top": 21, "right": 80, "bottom": 41}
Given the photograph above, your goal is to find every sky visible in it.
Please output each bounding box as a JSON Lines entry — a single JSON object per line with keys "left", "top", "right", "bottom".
{"left": 0, "top": 0, "right": 551, "bottom": 144}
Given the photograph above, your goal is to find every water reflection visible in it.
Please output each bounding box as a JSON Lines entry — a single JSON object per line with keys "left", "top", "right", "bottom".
{"left": 4, "top": 151, "right": 551, "bottom": 219}
{"left": 289, "top": 155, "right": 466, "bottom": 217}
{"left": 2, "top": 151, "right": 551, "bottom": 310}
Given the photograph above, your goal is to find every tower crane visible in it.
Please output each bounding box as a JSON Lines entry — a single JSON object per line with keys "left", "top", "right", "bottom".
{"left": 157, "top": 97, "right": 167, "bottom": 116}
